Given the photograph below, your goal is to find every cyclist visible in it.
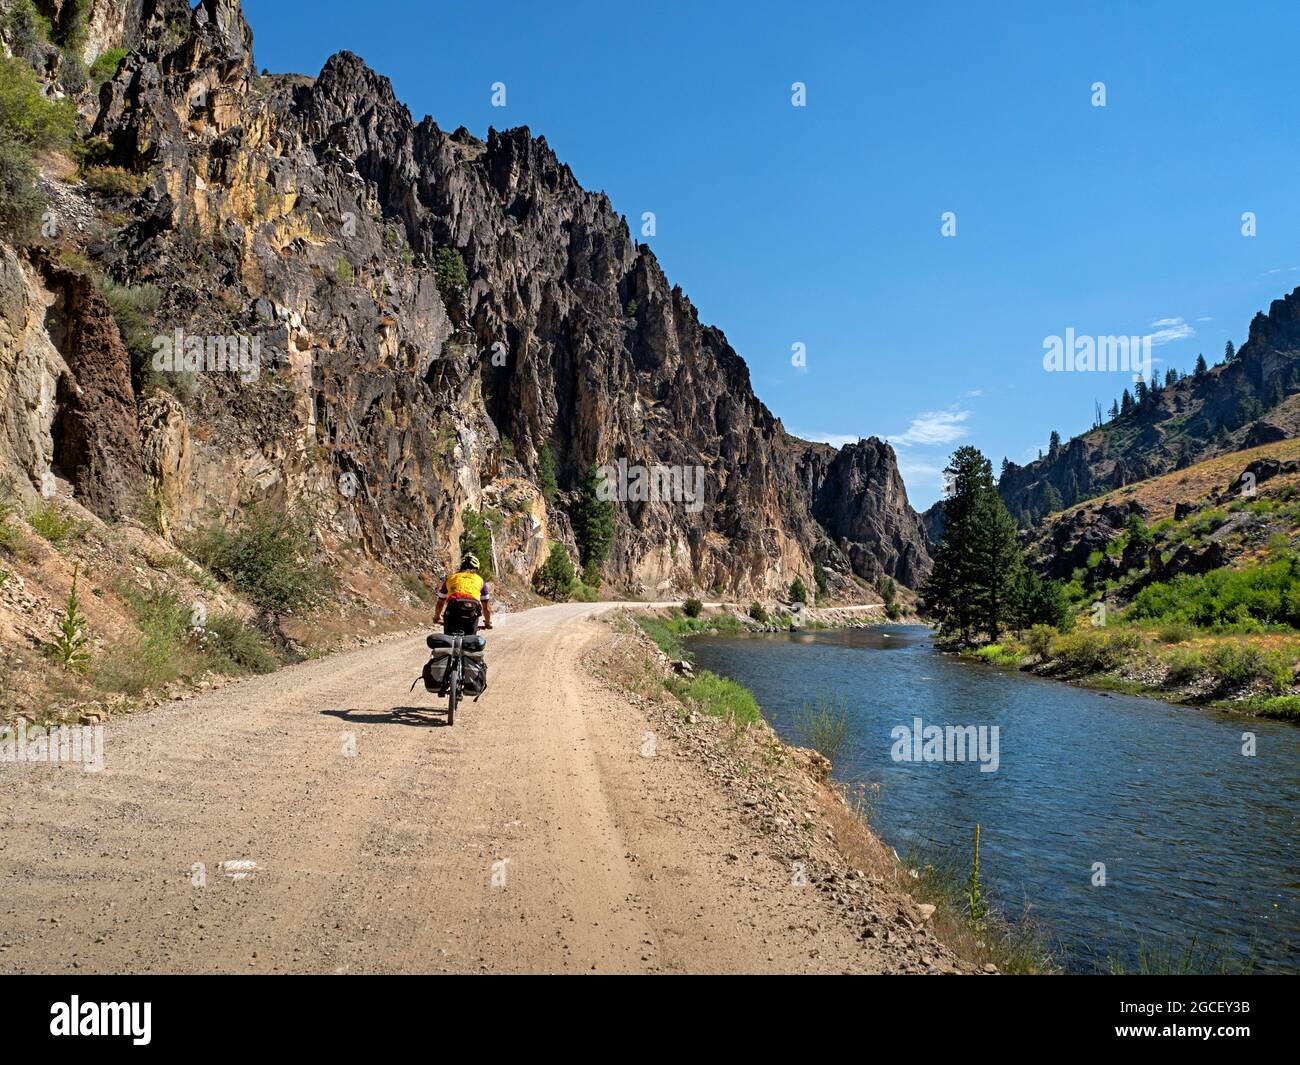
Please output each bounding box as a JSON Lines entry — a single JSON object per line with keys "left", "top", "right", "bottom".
{"left": 433, "top": 553, "right": 493, "bottom": 635}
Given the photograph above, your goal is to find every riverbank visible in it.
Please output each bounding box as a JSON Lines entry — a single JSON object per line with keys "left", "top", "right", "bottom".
{"left": 681, "top": 620, "right": 1299, "bottom": 973}
{"left": 957, "top": 624, "right": 1300, "bottom": 722}
{"left": 603, "top": 607, "right": 1053, "bottom": 974}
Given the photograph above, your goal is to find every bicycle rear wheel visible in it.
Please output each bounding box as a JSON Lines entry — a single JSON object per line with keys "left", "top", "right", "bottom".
{"left": 446, "top": 669, "right": 459, "bottom": 725}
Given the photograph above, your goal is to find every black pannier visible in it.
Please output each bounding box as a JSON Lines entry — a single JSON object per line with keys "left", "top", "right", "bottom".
{"left": 422, "top": 636, "right": 487, "bottom": 696}
{"left": 461, "top": 655, "right": 487, "bottom": 696}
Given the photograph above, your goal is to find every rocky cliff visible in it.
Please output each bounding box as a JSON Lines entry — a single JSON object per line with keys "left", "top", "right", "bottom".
{"left": 0, "top": 0, "right": 930, "bottom": 599}
{"left": 999, "top": 289, "right": 1300, "bottom": 526}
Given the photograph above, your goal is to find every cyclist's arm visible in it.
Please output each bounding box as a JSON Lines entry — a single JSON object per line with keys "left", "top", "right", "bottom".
{"left": 432, "top": 578, "right": 449, "bottom": 622}
{"left": 481, "top": 582, "right": 493, "bottom": 627}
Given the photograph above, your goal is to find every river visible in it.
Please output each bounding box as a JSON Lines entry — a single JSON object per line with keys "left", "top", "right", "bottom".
{"left": 687, "top": 624, "right": 1299, "bottom": 974}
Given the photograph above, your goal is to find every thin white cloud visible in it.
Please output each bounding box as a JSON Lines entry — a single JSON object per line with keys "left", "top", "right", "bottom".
{"left": 889, "top": 409, "right": 971, "bottom": 447}
{"left": 897, "top": 457, "right": 944, "bottom": 486}
{"left": 1146, "top": 316, "right": 1194, "bottom": 346}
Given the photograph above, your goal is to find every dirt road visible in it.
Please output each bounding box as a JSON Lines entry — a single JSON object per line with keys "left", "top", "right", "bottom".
{"left": 0, "top": 602, "right": 935, "bottom": 974}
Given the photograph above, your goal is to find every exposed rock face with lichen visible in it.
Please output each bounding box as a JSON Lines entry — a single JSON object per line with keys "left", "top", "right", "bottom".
{"left": 0, "top": 0, "right": 931, "bottom": 598}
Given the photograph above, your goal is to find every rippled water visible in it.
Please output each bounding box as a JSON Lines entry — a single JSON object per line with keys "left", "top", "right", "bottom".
{"left": 688, "top": 625, "right": 1300, "bottom": 973}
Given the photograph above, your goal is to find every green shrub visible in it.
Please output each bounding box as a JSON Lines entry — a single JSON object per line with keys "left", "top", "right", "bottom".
{"left": 794, "top": 695, "right": 851, "bottom": 763}
{"left": 0, "top": 57, "right": 78, "bottom": 240}
{"left": 789, "top": 576, "right": 808, "bottom": 604}
{"left": 581, "top": 558, "right": 602, "bottom": 590}
{"left": 81, "top": 164, "right": 147, "bottom": 197}
{"left": 203, "top": 612, "right": 278, "bottom": 674}
{"left": 635, "top": 614, "right": 681, "bottom": 657}
{"left": 401, "top": 574, "right": 435, "bottom": 604}
{"left": 1048, "top": 629, "right": 1123, "bottom": 673}
{"left": 748, "top": 601, "right": 768, "bottom": 623}
{"left": 58, "top": 54, "right": 86, "bottom": 93}
{"left": 534, "top": 541, "right": 574, "bottom": 600}
{"left": 52, "top": 0, "right": 90, "bottom": 52}
{"left": 569, "top": 581, "right": 598, "bottom": 603}
{"left": 89, "top": 46, "right": 128, "bottom": 85}
{"left": 1155, "top": 620, "right": 1196, "bottom": 644}
{"left": 5, "top": 1, "right": 53, "bottom": 62}
{"left": 98, "top": 280, "right": 161, "bottom": 384}
{"left": 334, "top": 257, "right": 354, "bottom": 283}
{"left": 1026, "top": 624, "right": 1055, "bottom": 659}
{"left": 1128, "top": 553, "right": 1300, "bottom": 631}
{"left": 682, "top": 597, "right": 703, "bottom": 618}
{"left": 1236, "top": 695, "right": 1300, "bottom": 721}
{"left": 0, "top": 476, "right": 20, "bottom": 538}
{"left": 101, "top": 586, "right": 277, "bottom": 692}
{"left": 974, "top": 643, "right": 1023, "bottom": 667}
{"left": 669, "top": 669, "right": 761, "bottom": 727}
{"left": 0, "top": 57, "right": 78, "bottom": 149}
{"left": 1205, "top": 643, "right": 1273, "bottom": 689}
{"left": 28, "top": 501, "right": 84, "bottom": 544}
{"left": 433, "top": 246, "right": 467, "bottom": 297}
{"left": 187, "top": 506, "right": 333, "bottom": 613}
{"left": 0, "top": 131, "right": 45, "bottom": 240}
{"left": 1162, "top": 649, "right": 1204, "bottom": 686}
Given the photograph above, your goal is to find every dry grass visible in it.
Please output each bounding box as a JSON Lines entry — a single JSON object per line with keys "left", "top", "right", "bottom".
{"left": 1053, "top": 438, "right": 1300, "bottom": 527}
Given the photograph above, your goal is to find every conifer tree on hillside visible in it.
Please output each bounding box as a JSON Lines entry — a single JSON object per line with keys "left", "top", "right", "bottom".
{"left": 921, "top": 446, "right": 1023, "bottom": 644}
{"left": 572, "top": 464, "right": 616, "bottom": 568}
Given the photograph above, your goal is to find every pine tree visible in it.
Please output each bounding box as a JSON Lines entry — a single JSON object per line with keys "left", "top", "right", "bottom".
{"left": 1048, "top": 430, "right": 1061, "bottom": 457}
{"left": 534, "top": 542, "right": 575, "bottom": 599}
{"left": 1108, "top": 399, "right": 1120, "bottom": 420}
{"left": 459, "top": 508, "right": 495, "bottom": 579}
{"left": 977, "top": 485, "right": 1022, "bottom": 640}
{"left": 1165, "top": 368, "right": 1178, "bottom": 388}
{"left": 572, "top": 464, "right": 615, "bottom": 567}
{"left": 1225, "top": 340, "right": 1236, "bottom": 363}
{"left": 1134, "top": 378, "right": 1149, "bottom": 404}
{"left": 1195, "top": 353, "right": 1208, "bottom": 376}
{"left": 920, "top": 447, "right": 1022, "bottom": 644}
{"left": 537, "top": 441, "right": 558, "bottom": 506}
{"left": 1040, "top": 482, "right": 1063, "bottom": 515}
{"left": 1120, "top": 388, "right": 1135, "bottom": 415}
{"left": 789, "top": 576, "right": 808, "bottom": 604}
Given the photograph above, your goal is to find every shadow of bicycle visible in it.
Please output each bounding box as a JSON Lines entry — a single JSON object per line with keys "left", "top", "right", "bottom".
{"left": 321, "top": 706, "right": 451, "bottom": 728}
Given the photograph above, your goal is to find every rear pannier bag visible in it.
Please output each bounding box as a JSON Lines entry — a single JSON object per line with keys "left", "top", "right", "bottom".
{"left": 422, "top": 643, "right": 487, "bottom": 696}
{"left": 461, "top": 654, "right": 487, "bottom": 696}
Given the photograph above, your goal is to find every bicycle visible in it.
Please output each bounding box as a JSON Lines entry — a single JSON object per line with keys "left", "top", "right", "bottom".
{"left": 419, "top": 630, "right": 488, "bottom": 726}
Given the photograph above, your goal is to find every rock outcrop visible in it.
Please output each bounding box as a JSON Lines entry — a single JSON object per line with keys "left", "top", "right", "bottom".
{"left": 0, "top": 0, "right": 931, "bottom": 596}
{"left": 1000, "top": 289, "right": 1300, "bottom": 525}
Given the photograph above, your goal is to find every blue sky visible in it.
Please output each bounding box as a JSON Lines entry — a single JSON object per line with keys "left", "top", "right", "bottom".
{"left": 244, "top": 0, "right": 1300, "bottom": 509}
